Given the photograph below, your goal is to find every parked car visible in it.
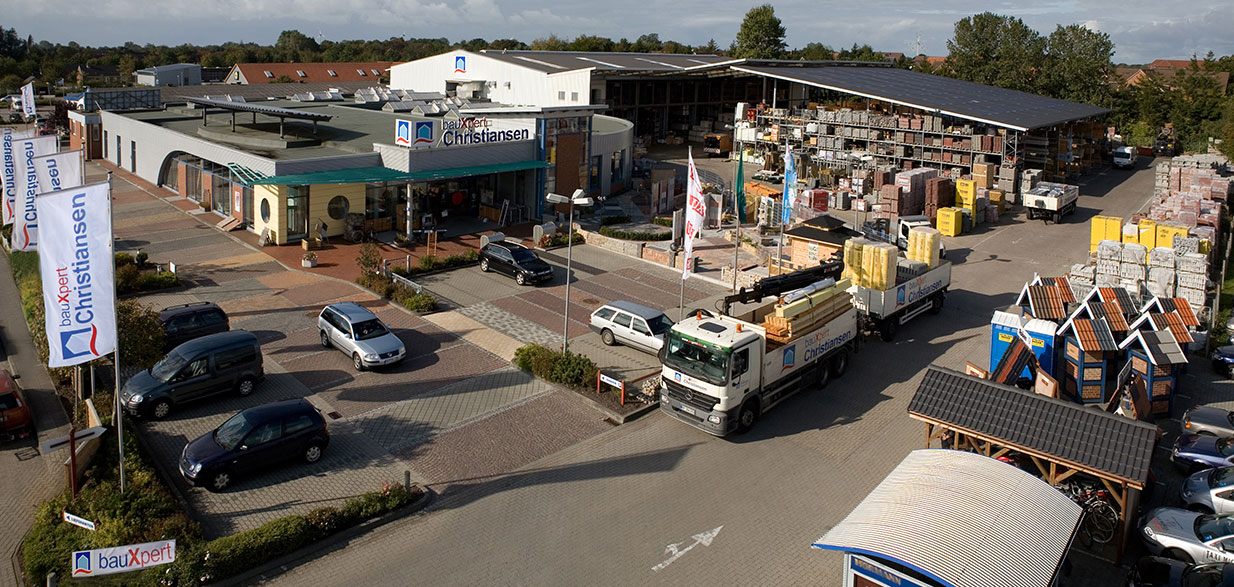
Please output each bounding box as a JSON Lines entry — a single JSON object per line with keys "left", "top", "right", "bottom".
{"left": 160, "top": 302, "right": 229, "bottom": 351}
{"left": 1174, "top": 434, "right": 1234, "bottom": 473}
{"left": 318, "top": 301, "right": 405, "bottom": 371}
{"left": 1185, "top": 406, "right": 1234, "bottom": 437}
{"left": 1127, "top": 556, "right": 1234, "bottom": 586}
{"left": 1182, "top": 467, "right": 1234, "bottom": 514}
{"left": 0, "top": 370, "right": 33, "bottom": 442}
{"left": 1114, "top": 146, "right": 1139, "bottom": 169}
{"left": 1141, "top": 508, "right": 1234, "bottom": 564}
{"left": 589, "top": 301, "right": 674, "bottom": 354}
{"left": 478, "top": 241, "right": 554, "bottom": 285}
{"left": 179, "top": 399, "right": 329, "bottom": 492}
{"left": 1213, "top": 346, "right": 1234, "bottom": 379}
{"left": 120, "top": 331, "right": 264, "bottom": 420}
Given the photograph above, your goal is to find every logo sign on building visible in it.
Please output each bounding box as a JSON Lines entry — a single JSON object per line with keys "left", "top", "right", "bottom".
{"left": 36, "top": 181, "right": 117, "bottom": 367}
{"left": 2, "top": 127, "right": 33, "bottom": 225}
{"left": 395, "top": 120, "right": 436, "bottom": 146}
{"left": 11, "top": 135, "right": 59, "bottom": 251}
{"left": 782, "top": 344, "right": 795, "bottom": 372}
{"left": 72, "top": 540, "right": 176, "bottom": 577}
{"left": 395, "top": 118, "right": 529, "bottom": 149}
{"left": 395, "top": 120, "right": 412, "bottom": 146}
{"left": 454, "top": 55, "right": 467, "bottom": 73}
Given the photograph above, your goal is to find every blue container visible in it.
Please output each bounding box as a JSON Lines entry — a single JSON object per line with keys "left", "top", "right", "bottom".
{"left": 990, "top": 311, "right": 1027, "bottom": 377}
{"left": 1023, "top": 318, "right": 1059, "bottom": 379}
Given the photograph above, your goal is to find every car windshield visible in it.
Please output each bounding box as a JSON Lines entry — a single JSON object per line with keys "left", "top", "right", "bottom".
{"left": 1219, "top": 439, "right": 1234, "bottom": 458}
{"left": 511, "top": 249, "right": 538, "bottom": 264}
{"left": 1213, "top": 468, "right": 1234, "bottom": 489}
{"left": 662, "top": 331, "right": 730, "bottom": 386}
{"left": 646, "top": 314, "right": 675, "bottom": 335}
{"left": 1196, "top": 514, "right": 1234, "bottom": 541}
{"left": 0, "top": 392, "right": 18, "bottom": 410}
{"left": 352, "top": 319, "right": 389, "bottom": 341}
{"left": 150, "top": 351, "right": 188, "bottom": 382}
{"left": 214, "top": 412, "right": 253, "bottom": 451}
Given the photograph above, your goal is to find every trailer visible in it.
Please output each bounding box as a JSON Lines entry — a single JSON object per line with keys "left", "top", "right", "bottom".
{"left": 1024, "top": 182, "right": 1079, "bottom": 223}
{"left": 851, "top": 260, "right": 951, "bottom": 341}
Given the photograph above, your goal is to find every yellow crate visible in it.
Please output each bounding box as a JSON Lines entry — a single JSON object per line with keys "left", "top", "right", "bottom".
{"left": 1091, "top": 215, "right": 1112, "bottom": 245}
{"left": 1104, "top": 216, "right": 1122, "bottom": 242}
{"left": 1138, "top": 219, "right": 1157, "bottom": 250}
{"left": 1155, "top": 223, "right": 1189, "bottom": 249}
{"left": 956, "top": 179, "right": 975, "bottom": 200}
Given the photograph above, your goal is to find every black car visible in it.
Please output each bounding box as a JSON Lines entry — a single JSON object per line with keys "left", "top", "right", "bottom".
{"left": 179, "top": 399, "right": 329, "bottom": 492}
{"left": 478, "top": 241, "right": 554, "bottom": 285}
{"left": 121, "top": 331, "right": 264, "bottom": 419}
{"left": 160, "top": 302, "right": 229, "bottom": 351}
{"left": 1214, "top": 346, "right": 1234, "bottom": 379}
{"left": 1128, "top": 556, "right": 1234, "bottom": 586}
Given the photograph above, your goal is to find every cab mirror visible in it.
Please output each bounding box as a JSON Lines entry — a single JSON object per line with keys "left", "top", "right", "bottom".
{"left": 239, "top": 445, "right": 248, "bottom": 451}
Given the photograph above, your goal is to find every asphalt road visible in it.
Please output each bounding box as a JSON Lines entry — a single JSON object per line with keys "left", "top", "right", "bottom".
{"left": 258, "top": 159, "right": 1164, "bottom": 587}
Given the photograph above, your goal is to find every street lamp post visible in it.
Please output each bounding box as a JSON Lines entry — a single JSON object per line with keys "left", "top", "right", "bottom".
{"left": 546, "top": 189, "right": 592, "bottom": 354}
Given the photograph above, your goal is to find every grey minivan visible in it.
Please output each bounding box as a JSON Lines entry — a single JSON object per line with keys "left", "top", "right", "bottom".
{"left": 121, "top": 331, "right": 264, "bottom": 420}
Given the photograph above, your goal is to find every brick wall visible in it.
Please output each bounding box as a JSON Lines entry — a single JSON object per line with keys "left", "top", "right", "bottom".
{"left": 642, "top": 246, "right": 673, "bottom": 266}
{"left": 577, "top": 227, "right": 644, "bottom": 258}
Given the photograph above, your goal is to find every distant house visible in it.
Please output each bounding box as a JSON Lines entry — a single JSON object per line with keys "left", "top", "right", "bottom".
{"left": 779, "top": 215, "right": 862, "bottom": 273}
{"left": 73, "top": 64, "right": 121, "bottom": 86}
{"left": 135, "top": 63, "right": 202, "bottom": 87}
{"left": 225, "top": 62, "right": 393, "bottom": 85}
{"left": 1115, "top": 60, "right": 1229, "bottom": 94}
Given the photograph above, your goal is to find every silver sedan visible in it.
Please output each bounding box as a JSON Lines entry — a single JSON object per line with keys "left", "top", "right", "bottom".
{"left": 1183, "top": 406, "right": 1234, "bottom": 437}
{"left": 1141, "top": 507, "right": 1234, "bottom": 565}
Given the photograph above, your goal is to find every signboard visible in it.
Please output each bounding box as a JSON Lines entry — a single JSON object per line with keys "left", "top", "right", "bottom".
{"left": 63, "top": 511, "right": 96, "bottom": 531}
{"left": 72, "top": 539, "right": 176, "bottom": 577}
{"left": 599, "top": 373, "right": 622, "bottom": 388}
{"left": 394, "top": 117, "right": 532, "bottom": 149}
{"left": 2, "top": 127, "right": 34, "bottom": 225}
{"left": 844, "top": 553, "right": 932, "bottom": 587}
{"left": 40, "top": 426, "right": 107, "bottom": 454}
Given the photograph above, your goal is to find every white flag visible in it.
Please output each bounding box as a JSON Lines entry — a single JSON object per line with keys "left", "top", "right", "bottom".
{"left": 2, "top": 127, "right": 34, "bottom": 225}
{"left": 36, "top": 181, "right": 117, "bottom": 367}
{"left": 20, "top": 82, "right": 35, "bottom": 119}
{"left": 682, "top": 147, "right": 705, "bottom": 280}
{"left": 11, "top": 135, "right": 60, "bottom": 251}
{"left": 33, "top": 150, "right": 84, "bottom": 193}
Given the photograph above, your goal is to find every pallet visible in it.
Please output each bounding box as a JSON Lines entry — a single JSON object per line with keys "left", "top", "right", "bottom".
{"left": 762, "top": 301, "right": 851, "bottom": 341}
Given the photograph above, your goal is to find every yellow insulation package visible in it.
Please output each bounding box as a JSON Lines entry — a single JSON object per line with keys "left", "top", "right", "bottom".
{"left": 842, "top": 238, "right": 870, "bottom": 285}
{"left": 906, "top": 227, "right": 942, "bottom": 269}
{"left": 861, "top": 242, "right": 899, "bottom": 291}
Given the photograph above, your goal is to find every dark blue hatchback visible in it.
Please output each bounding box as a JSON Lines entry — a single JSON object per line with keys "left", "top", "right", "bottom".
{"left": 1174, "top": 434, "right": 1234, "bottom": 474}
{"left": 180, "top": 399, "right": 328, "bottom": 492}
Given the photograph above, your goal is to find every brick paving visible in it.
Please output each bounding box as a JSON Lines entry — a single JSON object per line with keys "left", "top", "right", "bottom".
{"left": 459, "top": 301, "right": 562, "bottom": 348}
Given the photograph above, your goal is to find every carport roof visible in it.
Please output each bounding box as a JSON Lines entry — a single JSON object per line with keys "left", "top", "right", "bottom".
{"left": 907, "top": 365, "right": 1159, "bottom": 486}
{"left": 812, "top": 449, "right": 1082, "bottom": 587}
{"left": 730, "top": 64, "right": 1110, "bottom": 131}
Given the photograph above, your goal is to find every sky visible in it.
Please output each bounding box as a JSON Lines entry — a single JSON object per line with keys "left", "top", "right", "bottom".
{"left": 5, "top": 0, "right": 1234, "bottom": 64}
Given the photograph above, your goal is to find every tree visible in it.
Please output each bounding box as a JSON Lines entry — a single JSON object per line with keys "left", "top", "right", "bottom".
{"left": 117, "top": 55, "right": 138, "bottom": 85}
{"left": 116, "top": 300, "right": 165, "bottom": 370}
{"left": 732, "top": 4, "right": 786, "bottom": 59}
{"left": 273, "top": 30, "right": 319, "bottom": 62}
{"left": 795, "top": 42, "right": 834, "bottom": 61}
{"left": 946, "top": 12, "right": 1043, "bottom": 92}
{"left": 837, "top": 44, "right": 884, "bottom": 62}
{"left": 697, "top": 39, "right": 721, "bottom": 55}
{"left": 632, "top": 34, "right": 662, "bottom": 53}
{"left": 530, "top": 35, "right": 568, "bottom": 51}
{"left": 1039, "top": 24, "right": 1114, "bottom": 106}
{"left": 568, "top": 35, "right": 614, "bottom": 52}
{"left": 489, "top": 38, "right": 528, "bottom": 51}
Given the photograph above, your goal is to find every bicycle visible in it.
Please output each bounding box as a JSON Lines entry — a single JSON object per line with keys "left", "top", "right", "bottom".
{"left": 1053, "top": 478, "right": 1119, "bottom": 547}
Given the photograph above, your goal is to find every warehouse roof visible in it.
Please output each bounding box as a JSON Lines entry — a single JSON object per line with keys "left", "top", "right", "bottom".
{"left": 730, "top": 63, "right": 1110, "bottom": 131}
{"left": 812, "top": 449, "right": 1082, "bottom": 587}
{"left": 478, "top": 50, "right": 732, "bottom": 73}
{"left": 908, "top": 365, "right": 1159, "bottom": 486}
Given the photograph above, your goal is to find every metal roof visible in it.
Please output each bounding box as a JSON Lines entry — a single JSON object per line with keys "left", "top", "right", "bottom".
{"left": 730, "top": 64, "right": 1110, "bottom": 131}
{"left": 908, "top": 365, "right": 1159, "bottom": 486}
{"left": 247, "top": 160, "right": 551, "bottom": 186}
{"left": 478, "top": 50, "right": 733, "bottom": 73}
{"left": 812, "top": 449, "right": 1082, "bottom": 587}
{"left": 185, "top": 96, "right": 334, "bottom": 121}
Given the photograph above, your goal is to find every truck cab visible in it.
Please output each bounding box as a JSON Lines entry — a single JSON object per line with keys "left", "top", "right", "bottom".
{"left": 660, "top": 315, "right": 764, "bottom": 435}
{"left": 862, "top": 216, "right": 947, "bottom": 257}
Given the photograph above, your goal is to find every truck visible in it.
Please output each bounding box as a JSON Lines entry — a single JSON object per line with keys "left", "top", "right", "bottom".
{"left": 703, "top": 133, "right": 732, "bottom": 157}
{"left": 658, "top": 261, "right": 858, "bottom": 436}
{"left": 1113, "top": 145, "right": 1138, "bottom": 169}
{"left": 851, "top": 259, "right": 951, "bottom": 341}
{"left": 1023, "top": 181, "right": 1078, "bottom": 223}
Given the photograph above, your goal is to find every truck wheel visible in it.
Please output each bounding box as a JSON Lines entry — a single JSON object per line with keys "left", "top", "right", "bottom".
{"left": 736, "top": 400, "right": 759, "bottom": 434}
{"left": 831, "top": 350, "right": 849, "bottom": 378}
{"left": 880, "top": 319, "right": 898, "bottom": 342}
{"left": 929, "top": 293, "right": 944, "bottom": 315}
{"left": 817, "top": 361, "right": 831, "bottom": 388}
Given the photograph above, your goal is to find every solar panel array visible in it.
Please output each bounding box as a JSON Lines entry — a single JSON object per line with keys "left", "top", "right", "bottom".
{"left": 184, "top": 96, "right": 333, "bottom": 121}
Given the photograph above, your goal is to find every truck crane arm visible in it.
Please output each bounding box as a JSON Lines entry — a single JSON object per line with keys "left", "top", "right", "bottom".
{"left": 719, "top": 258, "right": 845, "bottom": 316}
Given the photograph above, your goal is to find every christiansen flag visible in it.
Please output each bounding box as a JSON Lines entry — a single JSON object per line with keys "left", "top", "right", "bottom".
{"left": 11, "top": 135, "right": 59, "bottom": 251}
{"left": 2, "top": 127, "right": 34, "bottom": 226}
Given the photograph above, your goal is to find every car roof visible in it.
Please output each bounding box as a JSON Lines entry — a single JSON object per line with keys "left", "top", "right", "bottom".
{"left": 240, "top": 398, "right": 316, "bottom": 420}
{"left": 0, "top": 370, "right": 15, "bottom": 394}
{"left": 171, "top": 330, "right": 258, "bottom": 354}
{"left": 602, "top": 300, "right": 665, "bottom": 320}
{"left": 488, "top": 240, "right": 527, "bottom": 251}
{"left": 325, "top": 301, "right": 378, "bottom": 322}
{"left": 160, "top": 301, "right": 223, "bottom": 320}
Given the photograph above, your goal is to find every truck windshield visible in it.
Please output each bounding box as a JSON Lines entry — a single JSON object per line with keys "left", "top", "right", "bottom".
{"left": 662, "top": 331, "right": 730, "bottom": 386}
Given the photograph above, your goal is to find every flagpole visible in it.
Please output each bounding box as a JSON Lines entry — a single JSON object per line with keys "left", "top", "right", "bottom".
{"left": 108, "top": 170, "right": 124, "bottom": 493}
{"left": 777, "top": 139, "right": 786, "bottom": 275}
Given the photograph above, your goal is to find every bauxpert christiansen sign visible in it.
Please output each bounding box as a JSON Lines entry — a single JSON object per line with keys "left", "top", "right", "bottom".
{"left": 72, "top": 539, "right": 176, "bottom": 577}
{"left": 394, "top": 116, "right": 531, "bottom": 149}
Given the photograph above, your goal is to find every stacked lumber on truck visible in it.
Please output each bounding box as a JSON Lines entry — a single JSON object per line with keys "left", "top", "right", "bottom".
{"left": 762, "top": 278, "right": 853, "bottom": 342}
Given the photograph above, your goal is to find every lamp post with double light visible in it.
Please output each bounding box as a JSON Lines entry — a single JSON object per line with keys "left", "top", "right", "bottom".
{"left": 545, "top": 189, "right": 593, "bottom": 353}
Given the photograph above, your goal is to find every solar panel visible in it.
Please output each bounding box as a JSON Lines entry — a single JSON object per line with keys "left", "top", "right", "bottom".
{"left": 184, "top": 96, "right": 332, "bottom": 121}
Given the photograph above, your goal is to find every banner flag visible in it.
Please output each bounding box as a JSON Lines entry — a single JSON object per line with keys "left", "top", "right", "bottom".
{"left": 36, "top": 181, "right": 117, "bottom": 367}
{"left": 683, "top": 147, "right": 705, "bottom": 280}
{"left": 2, "top": 127, "right": 35, "bottom": 225}
{"left": 33, "top": 150, "right": 84, "bottom": 193}
{"left": 20, "top": 82, "right": 35, "bottom": 119}
{"left": 11, "top": 135, "right": 60, "bottom": 250}
{"left": 736, "top": 155, "right": 746, "bottom": 224}
{"left": 781, "top": 143, "right": 796, "bottom": 225}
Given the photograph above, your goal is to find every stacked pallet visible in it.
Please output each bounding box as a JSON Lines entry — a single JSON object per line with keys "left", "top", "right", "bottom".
{"left": 763, "top": 278, "right": 853, "bottom": 341}
{"left": 1095, "top": 239, "right": 1122, "bottom": 288}
{"left": 924, "top": 177, "right": 955, "bottom": 220}
{"left": 880, "top": 184, "right": 906, "bottom": 216}
{"left": 972, "top": 163, "right": 995, "bottom": 189}
{"left": 1120, "top": 243, "right": 1148, "bottom": 290}
{"left": 1069, "top": 263, "right": 1096, "bottom": 298}
{"left": 906, "top": 227, "right": 942, "bottom": 268}
{"left": 872, "top": 170, "right": 891, "bottom": 192}
{"left": 1146, "top": 247, "right": 1176, "bottom": 298}
{"left": 1176, "top": 251, "right": 1208, "bottom": 311}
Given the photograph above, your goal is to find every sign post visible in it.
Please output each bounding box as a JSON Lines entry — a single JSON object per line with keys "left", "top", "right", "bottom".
{"left": 596, "top": 371, "right": 626, "bottom": 405}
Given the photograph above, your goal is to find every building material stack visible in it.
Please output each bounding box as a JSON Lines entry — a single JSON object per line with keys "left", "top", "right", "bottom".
{"left": 1175, "top": 244, "right": 1208, "bottom": 312}
{"left": 1075, "top": 215, "right": 1213, "bottom": 315}
{"left": 893, "top": 168, "right": 936, "bottom": 216}
{"left": 1145, "top": 154, "right": 1229, "bottom": 251}
{"left": 1020, "top": 169, "right": 1043, "bottom": 194}
{"left": 762, "top": 278, "right": 853, "bottom": 341}
{"left": 996, "top": 164, "right": 1018, "bottom": 202}
{"left": 1120, "top": 243, "right": 1148, "bottom": 292}
{"left": 906, "top": 227, "right": 942, "bottom": 269}
{"left": 971, "top": 163, "right": 995, "bottom": 190}
{"left": 924, "top": 177, "right": 954, "bottom": 220}
{"left": 859, "top": 242, "right": 899, "bottom": 291}
{"left": 872, "top": 170, "right": 891, "bottom": 192}
{"left": 1147, "top": 247, "right": 1176, "bottom": 298}
{"left": 1089, "top": 215, "right": 1123, "bottom": 253}
{"left": 880, "top": 184, "right": 904, "bottom": 216}
{"left": 1068, "top": 263, "right": 1096, "bottom": 299}
{"left": 1095, "top": 240, "right": 1122, "bottom": 288}
{"left": 935, "top": 207, "right": 962, "bottom": 237}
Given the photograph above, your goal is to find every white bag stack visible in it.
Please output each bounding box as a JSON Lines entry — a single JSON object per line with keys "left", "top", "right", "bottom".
{"left": 1120, "top": 243, "right": 1147, "bottom": 264}
{"left": 1173, "top": 236, "right": 1200, "bottom": 256}
{"left": 1149, "top": 247, "right": 1177, "bottom": 268}
{"left": 1096, "top": 240, "right": 1122, "bottom": 260}
{"left": 1176, "top": 252, "right": 1208, "bottom": 275}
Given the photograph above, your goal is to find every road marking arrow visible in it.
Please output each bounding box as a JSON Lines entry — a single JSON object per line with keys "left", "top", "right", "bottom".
{"left": 652, "top": 526, "right": 722, "bottom": 572}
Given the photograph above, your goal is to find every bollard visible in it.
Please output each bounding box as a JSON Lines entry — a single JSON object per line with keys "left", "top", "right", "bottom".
{"left": 404, "top": 470, "right": 412, "bottom": 494}
{"left": 406, "top": 255, "right": 411, "bottom": 272}
{"left": 46, "top": 571, "right": 57, "bottom": 587}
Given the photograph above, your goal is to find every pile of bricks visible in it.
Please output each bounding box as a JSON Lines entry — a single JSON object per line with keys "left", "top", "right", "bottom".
{"left": 924, "top": 177, "right": 955, "bottom": 219}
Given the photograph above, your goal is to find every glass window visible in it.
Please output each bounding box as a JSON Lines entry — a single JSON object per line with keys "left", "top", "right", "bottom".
{"left": 327, "top": 70, "right": 337, "bottom": 77}
{"left": 263, "top": 71, "right": 274, "bottom": 78}
{"left": 296, "top": 70, "right": 306, "bottom": 77}
{"left": 371, "top": 69, "right": 380, "bottom": 76}
{"left": 732, "top": 349, "right": 749, "bottom": 376}
{"left": 215, "top": 412, "right": 252, "bottom": 450}
{"left": 558, "top": 91, "right": 565, "bottom": 100}
{"left": 614, "top": 313, "right": 633, "bottom": 328}
{"left": 352, "top": 319, "right": 390, "bottom": 341}
{"left": 287, "top": 185, "right": 308, "bottom": 238}
{"left": 178, "top": 357, "right": 208, "bottom": 381}
{"left": 245, "top": 421, "right": 281, "bottom": 446}
{"left": 285, "top": 414, "right": 314, "bottom": 434}
{"left": 647, "top": 314, "right": 674, "bottom": 334}
{"left": 593, "top": 308, "right": 616, "bottom": 321}
{"left": 216, "top": 346, "right": 256, "bottom": 370}
{"left": 164, "top": 160, "right": 179, "bottom": 191}
{"left": 662, "top": 331, "right": 731, "bottom": 386}
{"left": 632, "top": 319, "right": 651, "bottom": 335}
{"left": 0, "top": 392, "right": 21, "bottom": 410}
{"left": 1214, "top": 468, "right": 1234, "bottom": 489}
{"left": 357, "top": 69, "right": 367, "bottom": 76}
{"left": 571, "top": 92, "right": 578, "bottom": 101}
{"left": 151, "top": 351, "right": 188, "bottom": 382}
{"left": 260, "top": 198, "right": 271, "bottom": 223}
{"left": 212, "top": 173, "right": 231, "bottom": 215}
{"left": 328, "top": 195, "right": 349, "bottom": 220}
{"left": 611, "top": 150, "right": 625, "bottom": 183}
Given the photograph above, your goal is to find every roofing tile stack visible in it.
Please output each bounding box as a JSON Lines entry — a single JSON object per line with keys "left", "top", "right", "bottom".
{"left": 924, "top": 177, "right": 955, "bottom": 220}
{"left": 1147, "top": 156, "right": 1229, "bottom": 244}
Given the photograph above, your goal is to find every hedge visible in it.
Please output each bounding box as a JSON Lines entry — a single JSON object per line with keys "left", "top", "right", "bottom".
{"left": 537, "top": 231, "right": 584, "bottom": 248}
{"left": 599, "top": 226, "right": 672, "bottom": 241}
{"left": 513, "top": 344, "right": 599, "bottom": 389}
{"left": 389, "top": 249, "right": 479, "bottom": 277}
{"left": 599, "top": 215, "right": 632, "bottom": 226}
{"left": 652, "top": 216, "right": 673, "bottom": 228}
{"left": 355, "top": 272, "right": 438, "bottom": 313}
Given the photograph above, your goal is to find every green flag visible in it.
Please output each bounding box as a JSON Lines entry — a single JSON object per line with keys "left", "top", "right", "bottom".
{"left": 735, "top": 153, "right": 746, "bottom": 223}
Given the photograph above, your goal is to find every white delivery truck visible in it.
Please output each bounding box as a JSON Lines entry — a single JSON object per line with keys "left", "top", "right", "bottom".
{"left": 1024, "top": 182, "right": 1079, "bottom": 223}
{"left": 851, "top": 260, "right": 951, "bottom": 342}
{"left": 1113, "top": 146, "right": 1138, "bottom": 169}
{"left": 659, "top": 263, "right": 858, "bottom": 436}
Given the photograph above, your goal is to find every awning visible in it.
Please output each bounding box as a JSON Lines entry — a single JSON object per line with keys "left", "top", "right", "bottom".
{"left": 248, "top": 160, "right": 550, "bottom": 186}
{"left": 813, "top": 449, "right": 1082, "bottom": 587}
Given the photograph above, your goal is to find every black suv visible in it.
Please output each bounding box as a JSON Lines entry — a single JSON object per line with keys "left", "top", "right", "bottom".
{"left": 179, "top": 399, "right": 329, "bottom": 492}
{"left": 478, "top": 241, "right": 554, "bottom": 285}
{"left": 160, "top": 302, "right": 229, "bottom": 351}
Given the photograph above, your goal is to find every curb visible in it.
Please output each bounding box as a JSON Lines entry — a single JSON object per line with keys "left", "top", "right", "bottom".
{"left": 553, "top": 382, "right": 660, "bottom": 424}
{"left": 212, "top": 485, "right": 435, "bottom": 587}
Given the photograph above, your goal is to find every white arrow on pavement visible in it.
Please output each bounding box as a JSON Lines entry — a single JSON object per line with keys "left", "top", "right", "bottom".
{"left": 652, "top": 526, "right": 722, "bottom": 572}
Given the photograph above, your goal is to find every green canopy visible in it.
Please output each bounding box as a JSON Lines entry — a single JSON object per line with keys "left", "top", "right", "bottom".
{"left": 247, "top": 160, "right": 551, "bottom": 186}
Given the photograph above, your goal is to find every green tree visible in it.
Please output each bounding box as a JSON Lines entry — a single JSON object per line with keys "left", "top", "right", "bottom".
{"left": 273, "top": 30, "right": 319, "bottom": 62}
{"left": 1039, "top": 24, "right": 1114, "bottom": 105}
{"left": 946, "top": 12, "right": 1044, "bottom": 92}
{"left": 530, "top": 35, "right": 568, "bottom": 51}
{"left": 795, "top": 42, "right": 833, "bottom": 61}
{"left": 732, "top": 4, "right": 786, "bottom": 59}
{"left": 117, "top": 54, "right": 137, "bottom": 84}
{"left": 631, "top": 34, "right": 662, "bottom": 53}
{"left": 568, "top": 35, "right": 614, "bottom": 52}
{"left": 697, "top": 39, "right": 721, "bottom": 55}
{"left": 117, "top": 300, "right": 165, "bottom": 370}
{"left": 837, "top": 43, "right": 884, "bottom": 62}
{"left": 489, "top": 38, "right": 528, "bottom": 51}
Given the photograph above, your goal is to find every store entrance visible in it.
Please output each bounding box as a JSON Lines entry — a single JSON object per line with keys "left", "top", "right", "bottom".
{"left": 410, "top": 171, "right": 532, "bottom": 238}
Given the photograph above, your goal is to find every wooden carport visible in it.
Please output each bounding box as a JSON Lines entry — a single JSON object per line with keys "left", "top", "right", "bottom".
{"left": 908, "top": 365, "right": 1160, "bottom": 562}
